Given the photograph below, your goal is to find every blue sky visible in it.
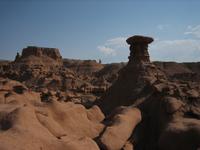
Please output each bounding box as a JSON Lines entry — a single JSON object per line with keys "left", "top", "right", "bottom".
{"left": 0, "top": 0, "right": 200, "bottom": 63}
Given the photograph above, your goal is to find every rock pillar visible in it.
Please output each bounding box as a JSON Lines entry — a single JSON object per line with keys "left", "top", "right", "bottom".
{"left": 126, "top": 35, "right": 154, "bottom": 64}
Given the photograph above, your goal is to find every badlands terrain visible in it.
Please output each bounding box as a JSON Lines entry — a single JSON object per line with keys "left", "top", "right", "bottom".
{"left": 0, "top": 35, "right": 200, "bottom": 150}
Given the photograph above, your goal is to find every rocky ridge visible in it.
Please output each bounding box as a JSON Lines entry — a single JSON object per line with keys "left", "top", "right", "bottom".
{"left": 0, "top": 47, "right": 109, "bottom": 107}
{"left": 0, "top": 36, "right": 200, "bottom": 150}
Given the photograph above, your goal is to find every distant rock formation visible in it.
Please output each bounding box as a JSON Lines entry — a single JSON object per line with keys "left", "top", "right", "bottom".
{"left": 14, "top": 52, "right": 21, "bottom": 62}
{"left": 14, "top": 46, "right": 63, "bottom": 67}
{"left": 0, "top": 47, "right": 110, "bottom": 107}
{"left": 63, "top": 59, "right": 104, "bottom": 75}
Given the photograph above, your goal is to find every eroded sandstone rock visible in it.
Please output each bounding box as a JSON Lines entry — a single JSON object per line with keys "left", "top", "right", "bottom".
{"left": 99, "top": 107, "right": 141, "bottom": 150}
{"left": 1, "top": 35, "right": 200, "bottom": 150}
{"left": 126, "top": 35, "right": 153, "bottom": 63}
{"left": 98, "top": 35, "right": 200, "bottom": 150}
{"left": 0, "top": 78, "right": 104, "bottom": 150}
{"left": 98, "top": 35, "right": 166, "bottom": 114}
{"left": 16, "top": 46, "right": 63, "bottom": 66}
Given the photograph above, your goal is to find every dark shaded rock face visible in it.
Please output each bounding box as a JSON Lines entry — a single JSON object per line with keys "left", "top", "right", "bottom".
{"left": 126, "top": 35, "right": 153, "bottom": 63}
{"left": 97, "top": 35, "right": 200, "bottom": 150}
{"left": 154, "top": 61, "right": 200, "bottom": 82}
{"left": 98, "top": 35, "right": 165, "bottom": 114}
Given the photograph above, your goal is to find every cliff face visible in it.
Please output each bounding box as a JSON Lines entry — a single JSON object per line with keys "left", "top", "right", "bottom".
{"left": 15, "top": 46, "right": 63, "bottom": 67}
{"left": 154, "top": 61, "right": 200, "bottom": 82}
{"left": 63, "top": 59, "right": 104, "bottom": 75}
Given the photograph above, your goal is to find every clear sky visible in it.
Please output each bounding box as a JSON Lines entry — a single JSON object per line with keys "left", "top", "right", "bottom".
{"left": 0, "top": 0, "right": 200, "bottom": 63}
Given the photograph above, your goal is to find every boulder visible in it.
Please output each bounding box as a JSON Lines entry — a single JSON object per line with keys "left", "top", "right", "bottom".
{"left": 99, "top": 107, "right": 141, "bottom": 150}
{"left": 164, "top": 97, "right": 184, "bottom": 114}
{"left": 158, "top": 118, "right": 200, "bottom": 150}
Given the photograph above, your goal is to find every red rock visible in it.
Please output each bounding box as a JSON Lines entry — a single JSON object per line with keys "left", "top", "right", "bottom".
{"left": 15, "top": 46, "right": 63, "bottom": 66}
{"left": 99, "top": 107, "right": 141, "bottom": 150}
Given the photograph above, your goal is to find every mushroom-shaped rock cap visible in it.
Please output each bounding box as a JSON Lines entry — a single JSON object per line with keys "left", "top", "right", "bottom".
{"left": 126, "top": 35, "right": 154, "bottom": 45}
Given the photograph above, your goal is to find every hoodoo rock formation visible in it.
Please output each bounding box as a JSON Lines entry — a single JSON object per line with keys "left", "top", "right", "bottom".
{"left": 126, "top": 35, "right": 153, "bottom": 63}
{"left": 98, "top": 35, "right": 165, "bottom": 114}
{"left": 0, "top": 35, "right": 200, "bottom": 150}
{"left": 97, "top": 35, "right": 200, "bottom": 150}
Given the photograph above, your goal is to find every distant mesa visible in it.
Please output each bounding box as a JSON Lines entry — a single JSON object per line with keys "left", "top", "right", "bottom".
{"left": 14, "top": 46, "right": 63, "bottom": 66}
{"left": 21, "top": 46, "right": 62, "bottom": 60}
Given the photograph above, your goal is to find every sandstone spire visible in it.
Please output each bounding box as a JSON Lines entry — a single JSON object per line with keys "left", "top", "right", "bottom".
{"left": 126, "top": 35, "right": 154, "bottom": 63}
{"left": 98, "top": 35, "right": 165, "bottom": 114}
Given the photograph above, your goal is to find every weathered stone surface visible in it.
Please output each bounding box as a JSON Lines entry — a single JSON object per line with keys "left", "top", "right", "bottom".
{"left": 164, "top": 97, "right": 184, "bottom": 114}
{"left": 22, "top": 46, "right": 62, "bottom": 60}
{"left": 63, "top": 59, "right": 104, "bottom": 75}
{"left": 126, "top": 35, "right": 154, "bottom": 45}
{"left": 99, "top": 107, "right": 141, "bottom": 150}
{"left": 87, "top": 105, "right": 105, "bottom": 123}
{"left": 98, "top": 35, "right": 166, "bottom": 114}
{"left": 0, "top": 78, "right": 103, "bottom": 150}
{"left": 15, "top": 46, "right": 63, "bottom": 66}
{"left": 0, "top": 47, "right": 111, "bottom": 106}
{"left": 1, "top": 35, "right": 200, "bottom": 150}
{"left": 126, "top": 35, "right": 154, "bottom": 63}
{"left": 158, "top": 118, "right": 200, "bottom": 150}
{"left": 97, "top": 35, "right": 200, "bottom": 150}
{"left": 122, "top": 141, "right": 134, "bottom": 150}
